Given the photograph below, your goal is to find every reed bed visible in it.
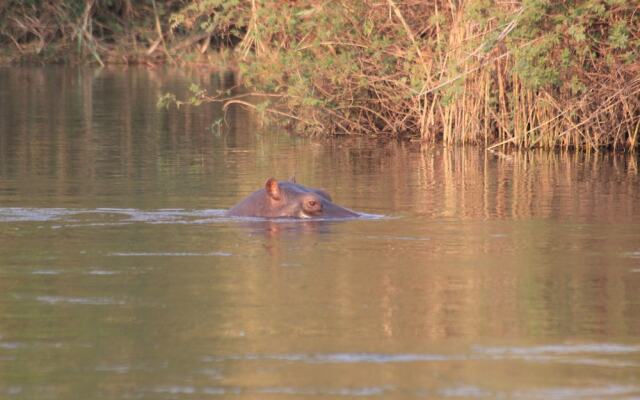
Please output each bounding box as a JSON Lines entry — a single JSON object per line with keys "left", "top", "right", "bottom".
{"left": 215, "top": 0, "right": 640, "bottom": 150}
{"left": 3, "top": 0, "right": 639, "bottom": 150}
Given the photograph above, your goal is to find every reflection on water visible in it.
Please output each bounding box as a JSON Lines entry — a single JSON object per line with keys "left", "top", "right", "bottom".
{"left": 1, "top": 67, "right": 640, "bottom": 399}
{"left": 33, "top": 295, "right": 125, "bottom": 306}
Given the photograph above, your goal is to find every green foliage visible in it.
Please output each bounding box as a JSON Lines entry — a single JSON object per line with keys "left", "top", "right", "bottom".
{"left": 609, "top": 21, "right": 630, "bottom": 49}
{"left": 513, "top": 35, "right": 561, "bottom": 89}
{"left": 192, "top": 0, "right": 636, "bottom": 146}
{"left": 569, "top": 75, "right": 587, "bottom": 95}
{"left": 157, "top": 92, "right": 179, "bottom": 109}
{"left": 567, "top": 23, "right": 587, "bottom": 43}
{"left": 169, "top": 0, "right": 247, "bottom": 40}
{"left": 188, "top": 83, "right": 206, "bottom": 106}
{"left": 4, "top": 0, "right": 637, "bottom": 148}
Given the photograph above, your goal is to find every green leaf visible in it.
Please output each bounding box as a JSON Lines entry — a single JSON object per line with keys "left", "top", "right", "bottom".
{"left": 609, "top": 21, "right": 630, "bottom": 49}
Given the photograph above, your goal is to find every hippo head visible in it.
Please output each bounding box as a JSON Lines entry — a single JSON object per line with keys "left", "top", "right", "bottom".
{"left": 227, "top": 178, "right": 358, "bottom": 219}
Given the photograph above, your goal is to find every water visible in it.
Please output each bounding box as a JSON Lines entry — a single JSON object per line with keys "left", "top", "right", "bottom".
{"left": 1, "top": 67, "right": 639, "bottom": 399}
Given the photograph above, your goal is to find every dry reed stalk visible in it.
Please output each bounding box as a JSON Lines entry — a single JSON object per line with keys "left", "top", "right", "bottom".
{"left": 92, "top": 0, "right": 639, "bottom": 151}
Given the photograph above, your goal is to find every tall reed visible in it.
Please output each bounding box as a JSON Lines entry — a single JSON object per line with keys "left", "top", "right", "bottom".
{"left": 4, "top": 1, "right": 638, "bottom": 150}
{"left": 173, "top": 0, "right": 639, "bottom": 150}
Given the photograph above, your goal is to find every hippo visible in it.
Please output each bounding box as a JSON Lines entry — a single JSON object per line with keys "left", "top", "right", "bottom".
{"left": 227, "top": 178, "right": 359, "bottom": 219}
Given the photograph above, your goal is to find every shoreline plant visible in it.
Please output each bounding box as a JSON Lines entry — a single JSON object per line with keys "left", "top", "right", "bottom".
{"left": 171, "top": 0, "right": 639, "bottom": 150}
{"left": 2, "top": 0, "right": 639, "bottom": 150}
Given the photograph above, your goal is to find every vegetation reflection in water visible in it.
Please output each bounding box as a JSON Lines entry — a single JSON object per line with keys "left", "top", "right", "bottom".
{"left": 0, "top": 68, "right": 639, "bottom": 399}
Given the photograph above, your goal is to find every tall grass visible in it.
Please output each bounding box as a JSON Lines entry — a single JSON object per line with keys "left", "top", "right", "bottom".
{"left": 171, "top": 0, "right": 640, "bottom": 150}
{"left": 3, "top": 1, "right": 639, "bottom": 150}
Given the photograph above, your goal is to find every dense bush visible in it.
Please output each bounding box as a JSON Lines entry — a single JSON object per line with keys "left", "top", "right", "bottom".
{"left": 2, "top": 0, "right": 639, "bottom": 149}
{"left": 172, "top": 0, "right": 639, "bottom": 149}
{"left": 0, "top": 0, "right": 186, "bottom": 65}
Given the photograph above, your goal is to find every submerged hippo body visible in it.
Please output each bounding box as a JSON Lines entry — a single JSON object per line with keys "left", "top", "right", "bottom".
{"left": 227, "top": 178, "right": 359, "bottom": 219}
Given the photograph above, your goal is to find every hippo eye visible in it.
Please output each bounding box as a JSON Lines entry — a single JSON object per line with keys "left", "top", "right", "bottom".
{"left": 308, "top": 200, "right": 317, "bottom": 207}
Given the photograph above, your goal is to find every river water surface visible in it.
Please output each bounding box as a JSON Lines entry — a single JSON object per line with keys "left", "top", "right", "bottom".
{"left": 1, "top": 67, "right": 640, "bottom": 399}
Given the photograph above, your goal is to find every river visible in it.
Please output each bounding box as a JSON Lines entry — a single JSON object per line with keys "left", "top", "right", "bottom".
{"left": 1, "top": 67, "right": 639, "bottom": 399}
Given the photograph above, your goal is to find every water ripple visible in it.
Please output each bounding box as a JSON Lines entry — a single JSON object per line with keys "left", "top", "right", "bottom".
{"left": 0, "top": 341, "right": 25, "bottom": 350}
{"left": 202, "top": 352, "right": 462, "bottom": 364}
{"left": 35, "top": 296, "right": 125, "bottom": 306}
{"left": 256, "top": 386, "right": 388, "bottom": 396}
{"left": 0, "top": 207, "right": 79, "bottom": 222}
{"left": 94, "top": 365, "right": 131, "bottom": 374}
{"left": 474, "top": 343, "right": 640, "bottom": 356}
{"left": 201, "top": 345, "right": 640, "bottom": 368}
{"left": 108, "top": 251, "right": 232, "bottom": 257}
{"left": 31, "top": 270, "right": 62, "bottom": 275}
{"left": 0, "top": 207, "right": 226, "bottom": 225}
{"left": 85, "top": 269, "right": 119, "bottom": 275}
{"left": 147, "top": 385, "right": 388, "bottom": 397}
{"left": 514, "top": 385, "right": 640, "bottom": 399}
{"left": 439, "top": 385, "right": 489, "bottom": 398}
{"left": 0, "top": 207, "right": 381, "bottom": 225}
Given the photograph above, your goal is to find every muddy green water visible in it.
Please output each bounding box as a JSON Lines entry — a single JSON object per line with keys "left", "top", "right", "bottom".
{"left": 1, "top": 67, "right": 640, "bottom": 399}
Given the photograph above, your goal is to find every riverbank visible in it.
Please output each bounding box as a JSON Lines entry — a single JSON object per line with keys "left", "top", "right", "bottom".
{"left": 0, "top": 1, "right": 235, "bottom": 66}
{"left": 2, "top": 1, "right": 639, "bottom": 150}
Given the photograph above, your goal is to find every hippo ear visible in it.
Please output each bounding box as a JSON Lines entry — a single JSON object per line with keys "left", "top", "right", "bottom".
{"left": 289, "top": 175, "right": 296, "bottom": 183}
{"left": 265, "top": 178, "right": 282, "bottom": 201}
